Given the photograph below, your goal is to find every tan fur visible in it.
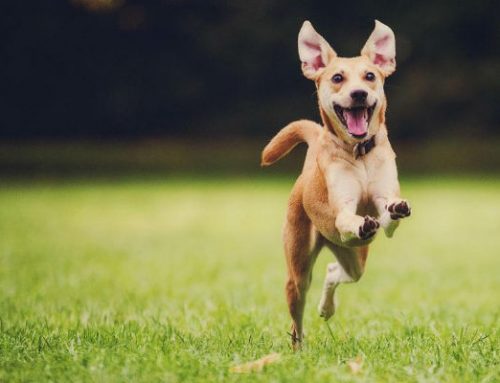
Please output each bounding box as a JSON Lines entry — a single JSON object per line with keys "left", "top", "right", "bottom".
{"left": 262, "top": 20, "right": 411, "bottom": 348}
{"left": 261, "top": 120, "right": 321, "bottom": 166}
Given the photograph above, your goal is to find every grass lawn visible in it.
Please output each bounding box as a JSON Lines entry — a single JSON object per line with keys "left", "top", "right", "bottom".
{"left": 0, "top": 176, "right": 499, "bottom": 382}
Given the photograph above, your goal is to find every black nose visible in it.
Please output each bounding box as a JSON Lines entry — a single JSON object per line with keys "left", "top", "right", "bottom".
{"left": 350, "top": 90, "right": 368, "bottom": 102}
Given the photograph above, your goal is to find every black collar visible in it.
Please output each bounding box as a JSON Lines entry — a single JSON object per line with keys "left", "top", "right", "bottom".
{"left": 354, "top": 136, "right": 376, "bottom": 159}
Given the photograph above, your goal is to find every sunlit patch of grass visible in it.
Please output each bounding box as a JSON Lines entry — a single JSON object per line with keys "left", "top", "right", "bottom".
{"left": 0, "top": 177, "right": 499, "bottom": 382}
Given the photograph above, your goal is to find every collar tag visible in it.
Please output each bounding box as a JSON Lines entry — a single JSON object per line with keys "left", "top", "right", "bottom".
{"left": 354, "top": 136, "right": 376, "bottom": 159}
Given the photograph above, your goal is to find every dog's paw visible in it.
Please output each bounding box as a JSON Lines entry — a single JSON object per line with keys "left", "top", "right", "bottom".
{"left": 318, "top": 289, "right": 338, "bottom": 321}
{"left": 318, "top": 263, "right": 339, "bottom": 320}
{"left": 358, "top": 216, "right": 380, "bottom": 240}
{"left": 387, "top": 200, "right": 411, "bottom": 220}
{"left": 318, "top": 300, "right": 336, "bottom": 321}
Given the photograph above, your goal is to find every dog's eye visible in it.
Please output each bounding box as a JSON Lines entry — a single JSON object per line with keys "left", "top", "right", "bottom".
{"left": 332, "top": 74, "right": 343, "bottom": 83}
{"left": 365, "top": 72, "right": 376, "bottom": 81}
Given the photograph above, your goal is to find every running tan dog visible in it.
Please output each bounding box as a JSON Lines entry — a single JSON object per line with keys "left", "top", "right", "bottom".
{"left": 262, "top": 20, "right": 411, "bottom": 348}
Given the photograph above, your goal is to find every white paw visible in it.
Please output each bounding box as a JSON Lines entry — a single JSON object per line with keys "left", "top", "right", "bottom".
{"left": 318, "top": 294, "right": 338, "bottom": 321}
{"left": 318, "top": 263, "right": 339, "bottom": 320}
{"left": 387, "top": 200, "right": 411, "bottom": 219}
{"left": 380, "top": 200, "right": 410, "bottom": 237}
{"left": 340, "top": 216, "right": 380, "bottom": 241}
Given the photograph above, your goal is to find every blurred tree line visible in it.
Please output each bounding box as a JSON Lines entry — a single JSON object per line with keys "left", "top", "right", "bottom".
{"left": 1, "top": 0, "right": 498, "bottom": 140}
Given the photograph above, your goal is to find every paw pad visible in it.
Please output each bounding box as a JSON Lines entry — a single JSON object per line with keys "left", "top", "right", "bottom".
{"left": 358, "top": 216, "right": 380, "bottom": 240}
{"left": 387, "top": 201, "right": 411, "bottom": 220}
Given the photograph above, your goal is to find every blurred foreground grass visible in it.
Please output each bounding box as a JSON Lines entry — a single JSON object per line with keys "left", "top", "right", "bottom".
{"left": 0, "top": 176, "right": 499, "bottom": 382}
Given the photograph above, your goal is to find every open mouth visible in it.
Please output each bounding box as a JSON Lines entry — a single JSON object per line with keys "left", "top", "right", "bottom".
{"left": 333, "top": 103, "right": 376, "bottom": 139}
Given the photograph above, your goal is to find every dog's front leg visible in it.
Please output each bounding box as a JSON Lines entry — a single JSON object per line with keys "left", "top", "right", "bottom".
{"left": 376, "top": 198, "right": 411, "bottom": 237}
{"left": 323, "top": 162, "right": 380, "bottom": 243}
{"left": 368, "top": 155, "right": 411, "bottom": 238}
{"left": 336, "top": 207, "right": 380, "bottom": 243}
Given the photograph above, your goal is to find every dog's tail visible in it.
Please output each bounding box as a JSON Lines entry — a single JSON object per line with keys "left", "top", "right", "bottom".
{"left": 261, "top": 119, "right": 322, "bottom": 166}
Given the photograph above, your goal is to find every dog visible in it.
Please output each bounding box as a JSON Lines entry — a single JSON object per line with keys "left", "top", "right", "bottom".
{"left": 261, "top": 20, "right": 411, "bottom": 348}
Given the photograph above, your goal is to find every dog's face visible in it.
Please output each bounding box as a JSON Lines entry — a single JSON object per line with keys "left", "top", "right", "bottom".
{"left": 298, "top": 21, "right": 396, "bottom": 142}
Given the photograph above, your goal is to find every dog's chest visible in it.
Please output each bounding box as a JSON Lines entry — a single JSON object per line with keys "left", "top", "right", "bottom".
{"left": 354, "top": 156, "right": 382, "bottom": 214}
{"left": 354, "top": 163, "right": 371, "bottom": 203}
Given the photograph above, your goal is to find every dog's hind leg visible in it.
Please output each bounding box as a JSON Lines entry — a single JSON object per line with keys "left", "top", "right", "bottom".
{"left": 318, "top": 245, "right": 368, "bottom": 320}
{"left": 284, "top": 180, "right": 323, "bottom": 349}
{"left": 284, "top": 222, "right": 322, "bottom": 348}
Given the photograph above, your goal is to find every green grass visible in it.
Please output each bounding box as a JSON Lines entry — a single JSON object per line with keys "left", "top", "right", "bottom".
{"left": 0, "top": 176, "right": 499, "bottom": 382}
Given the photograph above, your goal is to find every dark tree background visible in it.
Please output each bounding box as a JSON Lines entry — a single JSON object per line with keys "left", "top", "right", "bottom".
{"left": 1, "top": 0, "right": 498, "bottom": 140}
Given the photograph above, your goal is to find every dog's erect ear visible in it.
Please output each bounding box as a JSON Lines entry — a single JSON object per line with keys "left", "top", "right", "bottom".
{"left": 361, "top": 20, "right": 396, "bottom": 76}
{"left": 298, "top": 21, "right": 336, "bottom": 80}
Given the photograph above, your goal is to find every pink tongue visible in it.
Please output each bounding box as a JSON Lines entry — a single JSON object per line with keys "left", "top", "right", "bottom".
{"left": 344, "top": 109, "right": 367, "bottom": 136}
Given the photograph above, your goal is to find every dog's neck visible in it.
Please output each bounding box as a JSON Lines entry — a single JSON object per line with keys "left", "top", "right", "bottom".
{"left": 319, "top": 107, "right": 382, "bottom": 159}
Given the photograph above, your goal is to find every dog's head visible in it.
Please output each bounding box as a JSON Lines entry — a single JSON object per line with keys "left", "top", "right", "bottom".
{"left": 298, "top": 20, "right": 396, "bottom": 142}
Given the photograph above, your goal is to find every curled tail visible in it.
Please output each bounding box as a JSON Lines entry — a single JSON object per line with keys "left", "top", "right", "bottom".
{"left": 261, "top": 120, "right": 322, "bottom": 166}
